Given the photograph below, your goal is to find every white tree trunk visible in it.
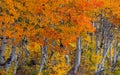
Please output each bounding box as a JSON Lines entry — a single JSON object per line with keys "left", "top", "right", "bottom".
{"left": 74, "top": 37, "right": 82, "bottom": 73}
{"left": 39, "top": 38, "right": 48, "bottom": 73}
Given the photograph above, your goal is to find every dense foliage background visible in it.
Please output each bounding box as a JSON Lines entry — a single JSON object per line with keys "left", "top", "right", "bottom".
{"left": 0, "top": 0, "right": 120, "bottom": 75}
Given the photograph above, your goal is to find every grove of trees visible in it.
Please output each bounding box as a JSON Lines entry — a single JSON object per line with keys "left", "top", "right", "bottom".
{"left": 0, "top": 0, "right": 120, "bottom": 75}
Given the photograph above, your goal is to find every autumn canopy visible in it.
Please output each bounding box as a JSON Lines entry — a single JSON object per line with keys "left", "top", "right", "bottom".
{"left": 0, "top": 0, "right": 120, "bottom": 75}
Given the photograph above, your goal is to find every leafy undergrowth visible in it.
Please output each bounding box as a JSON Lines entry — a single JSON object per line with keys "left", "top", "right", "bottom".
{"left": 16, "top": 66, "right": 39, "bottom": 75}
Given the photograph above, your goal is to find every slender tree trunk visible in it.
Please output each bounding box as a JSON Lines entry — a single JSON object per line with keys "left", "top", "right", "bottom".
{"left": 50, "top": 40, "right": 56, "bottom": 58}
{"left": 0, "top": 36, "right": 6, "bottom": 64}
{"left": 22, "top": 37, "right": 29, "bottom": 65}
{"left": 74, "top": 37, "right": 82, "bottom": 73}
{"left": 96, "top": 32, "right": 100, "bottom": 54}
{"left": 13, "top": 56, "right": 18, "bottom": 75}
{"left": 65, "top": 54, "right": 70, "bottom": 65}
{"left": 95, "top": 42, "right": 111, "bottom": 75}
{"left": 111, "top": 40, "right": 118, "bottom": 71}
{"left": 110, "top": 43, "right": 113, "bottom": 65}
{"left": 13, "top": 42, "right": 23, "bottom": 75}
{"left": 39, "top": 38, "right": 48, "bottom": 73}
{"left": 39, "top": 46, "right": 45, "bottom": 72}
{"left": 113, "top": 40, "right": 118, "bottom": 64}
{"left": 68, "top": 37, "right": 82, "bottom": 75}
{"left": 5, "top": 44, "right": 16, "bottom": 71}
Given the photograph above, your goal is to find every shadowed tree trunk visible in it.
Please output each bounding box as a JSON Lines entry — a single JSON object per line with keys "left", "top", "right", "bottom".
{"left": 22, "top": 37, "right": 29, "bottom": 65}
{"left": 0, "top": 36, "right": 6, "bottom": 65}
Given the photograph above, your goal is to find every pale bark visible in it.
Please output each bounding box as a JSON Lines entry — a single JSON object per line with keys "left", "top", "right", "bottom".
{"left": 0, "top": 36, "right": 6, "bottom": 64}
{"left": 74, "top": 37, "right": 82, "bottom": 73}
{"left": 39, "top": 38, "right": 48, "bottom": 73}
{"left": 113, "top": 40, "right": 118, "bottom": 65}
{"left": 5, "top": 44, "right": 16, "bottom": 71}
{"left": 68, "top": 37, "right": 82, "bottom": 75}
{"left": 39, "top": 46, "right": 45, "bottom": 72}
{"left": 95, "top": 19, "right": 114, "bottom": 75}
{"left": 111, "top": 40, "right": 118, "bottom": 71}
{"left": 110, "top": 43, "right": 113, "bottom": 64}
{"left": 13, "top": 42, "right": 23, "bottom": 75}
{"left": 65, "top": 54, "right": 70, "bottom": 65}
{"left": 95, "top": 42, "right": 112, "bottom": 75}
{"left": 13, "top": 56, "right": 18, "bottom": 75}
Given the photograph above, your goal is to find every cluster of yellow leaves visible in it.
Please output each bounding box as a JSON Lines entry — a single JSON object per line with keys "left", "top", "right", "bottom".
{"left": 48, "top": 52, "right": 70, "bottom": 75}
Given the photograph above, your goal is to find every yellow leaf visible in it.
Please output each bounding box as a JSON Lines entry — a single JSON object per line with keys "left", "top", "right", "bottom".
{"left": 38, "top": 72, "right": 43, "bottom": 75}
{"left": 69, "top": 43, "right": 76, "bottom": 48}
